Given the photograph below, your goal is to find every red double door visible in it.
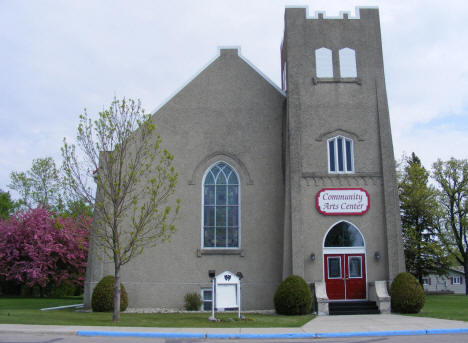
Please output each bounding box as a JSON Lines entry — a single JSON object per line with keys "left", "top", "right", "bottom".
{"left": 324, "top": 253, "right": 366, "bottom": 300}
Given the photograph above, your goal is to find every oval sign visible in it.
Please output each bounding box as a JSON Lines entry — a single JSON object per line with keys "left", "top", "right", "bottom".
{"left": 316, "top": 188, "right": 370, "bottom": 215}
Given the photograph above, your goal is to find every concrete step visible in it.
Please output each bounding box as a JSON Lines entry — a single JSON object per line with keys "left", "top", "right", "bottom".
{"left": 329, "top": 301, "right": 380, "bottom": 315}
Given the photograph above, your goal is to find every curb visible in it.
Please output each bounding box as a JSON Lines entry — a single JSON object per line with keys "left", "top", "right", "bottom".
{"left": 77, "top": 328, "right": 468, "bottom": 339}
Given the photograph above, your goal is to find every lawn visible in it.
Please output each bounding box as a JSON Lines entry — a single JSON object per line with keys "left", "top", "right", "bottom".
{"left": 0, "top": 297, "right": 315, "bottom": 327}
{"left": 409, "top": 294, "right": 468, "bottom": 322}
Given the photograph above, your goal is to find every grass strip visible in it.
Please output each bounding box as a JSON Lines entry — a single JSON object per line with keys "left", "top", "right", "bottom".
{"left": 0, "top": 297, "right": 314, "bottom": 327}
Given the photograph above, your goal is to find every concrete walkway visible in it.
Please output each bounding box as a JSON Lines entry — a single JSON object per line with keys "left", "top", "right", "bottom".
{"left": 0, "top": 314, "right": 467, "bottom": 338}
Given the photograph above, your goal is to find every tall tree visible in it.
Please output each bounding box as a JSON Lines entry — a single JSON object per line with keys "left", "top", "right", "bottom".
{"left": 432, "top": 158, "right": 468, "bottom": 295}
{"left": 62, "top": 97, "right": 179, "bottom": 321}
{"left": 0, "top": 190, "right": 18, "bottom": 219}
{"left": 8, "top": 157, "right": 63, "bottom": 210}
{"left": 398, "top": 153, "right": 450, "bottom": 284}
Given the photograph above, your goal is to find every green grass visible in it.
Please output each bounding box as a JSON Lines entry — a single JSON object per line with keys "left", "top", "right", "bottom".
{"left": 408, "top": 294, "right": 468, "bottom": 321}
{"left": 0, "top": 297, "right": 314, "bottom": 327}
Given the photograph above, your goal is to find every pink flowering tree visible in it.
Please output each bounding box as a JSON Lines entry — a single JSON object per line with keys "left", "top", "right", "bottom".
{"left": 0, "top": 207, "right": 89, "bottom": 295}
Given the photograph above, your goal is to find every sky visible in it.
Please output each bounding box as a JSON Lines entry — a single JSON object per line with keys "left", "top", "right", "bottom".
{"left": 1, "top": 0, "right": 467, "bottom": 195}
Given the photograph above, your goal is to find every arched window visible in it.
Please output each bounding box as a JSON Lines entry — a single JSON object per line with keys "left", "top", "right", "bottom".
{"left": 324, "top": 221, "right": 364, "bottom": 247}
{"left": 315, "top": 47, "right": 333, "bottom": 78}
{"left": 328, "top": 136, "right": 354, "bottom": 173}
{"left": 202, "top": 162, "right": 239, "bottom": 248}
{"left": 339, "top": 48, "right": 357, "bottom": 78}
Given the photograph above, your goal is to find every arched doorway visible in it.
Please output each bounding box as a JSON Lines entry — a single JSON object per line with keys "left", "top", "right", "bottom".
{"left": 323, "top": 221, "right": 366, "bottom": 301}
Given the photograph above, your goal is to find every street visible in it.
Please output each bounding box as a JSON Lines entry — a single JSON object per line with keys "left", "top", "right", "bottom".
{"left": 1, "top": 333, "right": 468, "bottom": 343}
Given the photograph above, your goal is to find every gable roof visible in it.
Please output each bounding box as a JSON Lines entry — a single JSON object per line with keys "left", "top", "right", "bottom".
{"left": 150, "top": 47, "right": 285, "bottom": 115}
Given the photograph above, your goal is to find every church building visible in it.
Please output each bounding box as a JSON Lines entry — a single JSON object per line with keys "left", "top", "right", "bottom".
{"left": 84, "top": 7, "right": 405, "bottom": 314}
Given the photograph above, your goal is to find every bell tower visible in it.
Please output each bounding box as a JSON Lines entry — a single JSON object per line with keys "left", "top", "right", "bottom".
{"left": 281, "top": 7, "right": 405, "bottom": 285}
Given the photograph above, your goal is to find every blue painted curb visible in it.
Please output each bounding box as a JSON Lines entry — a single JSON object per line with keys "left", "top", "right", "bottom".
{"left": 77, "top": 331, "right": 205, "bottom": 339}
{"left": 207, "top": 333, "right": 316, "bottom": 339}
{"left": 427, "top": 328, "right": 468, "bottom": 335}
{"left": 77, "top": 328, "right": 468, "bottom": 339}
{"left": 316, "top": 329, "right": 427, "bottom": 338}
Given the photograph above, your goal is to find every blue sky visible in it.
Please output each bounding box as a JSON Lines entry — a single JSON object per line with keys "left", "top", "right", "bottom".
{"left": 1, "top": 0, "right": 467, "bottom": 194}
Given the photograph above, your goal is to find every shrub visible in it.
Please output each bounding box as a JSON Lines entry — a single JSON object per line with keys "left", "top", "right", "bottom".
{"left": 390, "top": 272, "right": 425, "bottom": 313}
{"left": 184, "top": 292, "right": 202, "bottom": 311}
{"left": 91, "top": 275, "right": 128, "bottom": 312}
{"left": 274, "top": 275, "right": 313, "bottom": 315}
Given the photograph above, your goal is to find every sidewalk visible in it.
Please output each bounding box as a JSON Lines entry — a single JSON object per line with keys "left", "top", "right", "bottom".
{"left": 1, "top": 314, "right": 467, "bottom": 339}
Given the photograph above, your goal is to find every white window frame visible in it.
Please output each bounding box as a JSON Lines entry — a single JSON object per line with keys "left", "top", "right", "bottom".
{"left": 422, "top": 278, "right": 429, "bottom": 286}
{"left": 201, "top": 161, "right": 241, "bottom": 249}
{"left": 327, "top": 136, "right": 354, "bottom": 173}
{"left": 453, "top": 276, "right": 461, "bottom": 285}
{"left": 348, "top": 256, "right": 362, "bottom": 278}
{"left": 201, "top": 288, "right": 212, "bottom": 311}
{"left": 327, "top": 256, "right": 342, "bottom": 279}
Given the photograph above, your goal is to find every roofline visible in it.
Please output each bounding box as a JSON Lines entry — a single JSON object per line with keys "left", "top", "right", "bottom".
{"left": 284, "top": 5, "right": 379, "bottom": 19}
{"left": 150, "top": 47, "right": 285, "bottom": 115}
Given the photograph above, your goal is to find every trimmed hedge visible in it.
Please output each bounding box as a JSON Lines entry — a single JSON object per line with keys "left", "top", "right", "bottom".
{"left": 274, "top": 275, "right": 313, "bottom": 315}
{"left": 390, "top": 272, "right": 425, "bottom": 313}
{"left": 91, "top": 275, "right": 128, "bottom": 312}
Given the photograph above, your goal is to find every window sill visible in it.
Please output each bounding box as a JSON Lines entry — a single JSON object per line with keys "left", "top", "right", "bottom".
{"left": 197, "top": 248, "right": 244, "bottom": 257}
{"left": 313, "top": 77, "right": 361, "bottom": 85}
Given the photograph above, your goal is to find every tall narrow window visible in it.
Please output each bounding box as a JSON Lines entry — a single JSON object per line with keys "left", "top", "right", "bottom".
{"left": 203, "top": 162, "right": 240, "bottom": 248}
{"left": 328, "top": 136, "right": 354, "bottom": 173}
{"left": 339, "top": 48, "right": 357, "bottom": 78}
{"left": 315, "top": 47, "right": 333, "bottom": 78}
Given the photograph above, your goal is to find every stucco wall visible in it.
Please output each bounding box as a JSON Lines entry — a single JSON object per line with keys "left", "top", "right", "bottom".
{"left": 85, "top": 49, "right": 286, "bottom": 310}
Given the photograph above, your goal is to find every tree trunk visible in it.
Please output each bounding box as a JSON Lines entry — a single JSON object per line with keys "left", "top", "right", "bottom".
{"left": 113, "top": 265, "right": 121, "bottom": 322}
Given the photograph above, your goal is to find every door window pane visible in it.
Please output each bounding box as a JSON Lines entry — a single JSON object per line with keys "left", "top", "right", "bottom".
{"left": 328, "top": 257, "right": 342, "bottom": 278}
{"left": 348, "top": 257, "right": 362, "bottom": 278}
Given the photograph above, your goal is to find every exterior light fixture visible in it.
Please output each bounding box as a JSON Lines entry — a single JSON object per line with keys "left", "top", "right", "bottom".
{"left": 236, "top": 272, "right": 243, "bottom": 280}
{"left": 310, "top": 253, "right": 315, "bottom": 261}
{"left": 374, "top": 251, "right": 381, "bottom": 261}
{"left": 208, "top": 270, "right": 216, "bottom": 279}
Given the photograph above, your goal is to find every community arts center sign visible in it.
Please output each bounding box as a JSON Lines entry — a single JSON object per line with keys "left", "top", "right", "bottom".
{"left": 316, "top": 188, "right": 369, "bottom": 215}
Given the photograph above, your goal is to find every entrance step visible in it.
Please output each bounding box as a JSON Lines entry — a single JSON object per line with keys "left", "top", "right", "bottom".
{"left": 329, "top": 301, "right": 380, "bottom": 315}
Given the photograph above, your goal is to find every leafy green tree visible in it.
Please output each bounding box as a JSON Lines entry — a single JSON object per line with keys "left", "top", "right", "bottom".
{"left": 398, "top": 153, "right": 450, "bottom": 284}
{"left": 432, "top": 158, "right": 468, "bottom": 295}
{"left": 8, "top": 157, "right": 63, "bottom": 210}
{"left": 62, "top": 97, "right": 179, "bottom": 321}
{"left": 0, "top": 190, "right": 18, "bottom": 219}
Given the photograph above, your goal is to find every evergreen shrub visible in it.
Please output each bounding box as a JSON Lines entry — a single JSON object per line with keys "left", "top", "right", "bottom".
{"left": 274, "top": 275, "right": 313, "bottom": 315}
{"left": 184, "top": 292, "right": 202, "bottom": 311}
{"left": 91, "top": 275, "right": 128, "bottom": 312}
{"left": 390, "top": 272, "right": 425, "bottom": 313}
